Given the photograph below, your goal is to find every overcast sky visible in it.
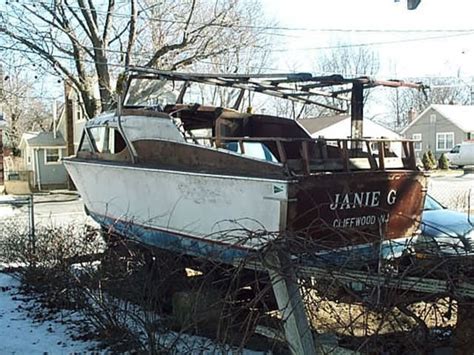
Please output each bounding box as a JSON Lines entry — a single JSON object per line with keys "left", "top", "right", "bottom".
{"left": 259, "top": 0, "right": 474, "bottom": 79}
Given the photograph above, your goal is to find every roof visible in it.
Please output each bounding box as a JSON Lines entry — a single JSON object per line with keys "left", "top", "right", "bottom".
{"left": 297, "top": 115, "right": 400, "bottom": 139}
{"left": 297, "top": 115, "right": 349, "bottom": 134}
{"left": 21, "top": 132, "right": 66, "bottom": 148}
{"left": 401, "top": 104, "right": 474, "bottom": 133}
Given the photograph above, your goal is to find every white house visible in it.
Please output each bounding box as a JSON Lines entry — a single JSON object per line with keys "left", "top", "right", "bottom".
{"left": 298, "top": 114, "right": 401, "bottom": 139}
{"left": 18, "top": 91, "right": 86, "bottom": 191}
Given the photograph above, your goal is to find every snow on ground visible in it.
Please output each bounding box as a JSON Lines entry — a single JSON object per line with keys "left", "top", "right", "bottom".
{"left": 0, "top": 271, "right": 269, "bottom": 354}
{"left": 0, "top": 196, "right": 21, "bottom": 219}
{"left": 0, "top": 195, "right": 269, "bottom": 353}
{"left": 0, "top": 272, "right": 99, "bottom": 354}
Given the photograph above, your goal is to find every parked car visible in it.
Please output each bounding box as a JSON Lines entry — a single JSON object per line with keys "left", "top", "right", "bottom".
{"left": 414, "top": 195, "right": 474, "bottom": 257}
{"left": 446, "top": 141, "right": 474, "bottom": 168}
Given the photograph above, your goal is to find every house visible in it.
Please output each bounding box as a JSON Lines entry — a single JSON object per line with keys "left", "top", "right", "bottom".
{"left": 16, "top": 90, "right": 86, "bottom": 191}
{"left": 298, "top": 114, "right": 401, "bottom": 139}
{"left": 298, "top": 114, "right": 403, "bottom": 157}
{"left": 401, "top": 104, "right": 474, "bottom": 159}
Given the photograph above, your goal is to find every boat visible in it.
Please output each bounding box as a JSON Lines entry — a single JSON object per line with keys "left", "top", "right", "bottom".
{"left": 63, "top": 68, "right": 427, "bottom": 267}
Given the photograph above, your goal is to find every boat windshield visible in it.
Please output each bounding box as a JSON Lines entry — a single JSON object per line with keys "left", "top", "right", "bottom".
{"left": 124, "top": 78, "right": 180, "bottom": 107}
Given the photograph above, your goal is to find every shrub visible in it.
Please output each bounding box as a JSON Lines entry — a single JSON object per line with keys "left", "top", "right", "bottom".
{"left": 438, "top": 153, "right": 449, "bottom": 170}
{"left": 428, "top": 150, "right": 437, "bottom": 169}
{"left": 422, "top": 152, "right": 435, "bottom": 170}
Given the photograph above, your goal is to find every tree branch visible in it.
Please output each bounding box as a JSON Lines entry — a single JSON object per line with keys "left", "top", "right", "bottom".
{"left": 64, "top": 0, "right": 94, "bottom": 43}
{"left": 0, "top": 27, "right": 82, "bottom": 91}
{"left": 125, "top": 0, "right": 137, "bottom": 68}
{"left": 77, "top": 0, "right": 100, "bottom": 45}
{"left": 102, "top": 0, "right": 116, "bottom": 43}
{"left": 145, "top": 0, "right": 196, "bottom": 68}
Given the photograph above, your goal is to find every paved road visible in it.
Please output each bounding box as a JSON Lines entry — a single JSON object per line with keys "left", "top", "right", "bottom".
{"left": 0, "top": 193, "right": 96, "bottom": 232}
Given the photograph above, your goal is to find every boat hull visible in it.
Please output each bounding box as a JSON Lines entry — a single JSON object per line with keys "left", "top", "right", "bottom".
{"left": 64, "top": 159, "right": 425, "bottom": 266}
{"left": 64, "top": 159, "right": 287, "bottom": 250}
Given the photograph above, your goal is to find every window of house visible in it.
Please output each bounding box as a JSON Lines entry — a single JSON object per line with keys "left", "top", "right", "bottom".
{"left": 412, "top": 133, "right": 422, "bottom": 151}
{"left": 430, "top": 114, "right": 436, "bottom": 124}
{"left": 436, "top": 132, "right": 454, "bottom": 151}
{"left": 26, "top": 149, "right": 31, "bottom": 165}
{"left": 45, "top": 148, "right": 61, "bottom": 164}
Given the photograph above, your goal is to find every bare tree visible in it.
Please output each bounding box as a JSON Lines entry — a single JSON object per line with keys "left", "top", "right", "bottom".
{"left": 386, "top": 77, "right": 471, "bottom": 130}
{"left": 0, "top": 0, "right": 271, "bottom": 119}
{"left": 0, "top": 63, "right": 51, "bottom": 151}
{"left": 291, "top": 41, "right": 381, "bottom": 118}
{"left": 316, "top": 42, "right": 380, "bottom": 79}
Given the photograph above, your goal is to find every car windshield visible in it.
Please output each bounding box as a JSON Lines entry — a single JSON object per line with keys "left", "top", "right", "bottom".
{"left": 424, "top": 195, "right": 444, "bottom": 211}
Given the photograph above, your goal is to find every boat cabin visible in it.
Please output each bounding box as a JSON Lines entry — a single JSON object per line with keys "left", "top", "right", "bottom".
{"left": 77, "top": 70, "right": 421, "bottom": 179}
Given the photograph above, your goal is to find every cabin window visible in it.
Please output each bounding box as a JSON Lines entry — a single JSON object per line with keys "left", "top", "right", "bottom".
{"left": 88, "top": 127, "right": 108, "bottom": 153}
{"left": 45, "top": 148, "right": 61, "bottom": 164}
{"left": 412, "top": 133, "right": 422, "bottom": 151}
{"left": 107, "top": 128, "right": 127, "bottom": 154}
{"left": 78, "top": 132, "right": 93, "bottom": 152}
{"left": 125, "top": 78, "right": 179, "bottom": 108}
{"left": 430, "top": 114, "right": 436, "bottom": 124}
{"left": 225, "top": 141, "right": 278, "bottom": 162}
{"left": 88, "top": 126, "right": 127, "bottom": 155}
{"left": 436, "top": 132, "right": 454, "bottom": 151}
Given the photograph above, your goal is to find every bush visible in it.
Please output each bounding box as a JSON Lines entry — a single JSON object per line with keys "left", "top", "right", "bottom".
{"left": 438, "top": 153, "right": 449, "bottom": 170}
{"left": 422, "top": 151, "right": 435, "bottom": 170}
{"left": 428, "top": 150, "right": 437, "bottom": 169}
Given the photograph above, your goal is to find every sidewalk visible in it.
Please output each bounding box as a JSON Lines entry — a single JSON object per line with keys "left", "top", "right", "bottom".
{"left": 0, "top": 190, "right": 80, "bottom": 204}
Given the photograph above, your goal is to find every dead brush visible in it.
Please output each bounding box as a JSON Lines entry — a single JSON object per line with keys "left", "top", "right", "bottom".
{"left": 3, "top": 214, "right": 474, "bottom": 353}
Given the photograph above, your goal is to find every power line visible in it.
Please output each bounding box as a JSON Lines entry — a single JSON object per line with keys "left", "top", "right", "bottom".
{"left": 3, "top": 26, "right": 473, "bottom": 60}
{"left": 5, "top": 0, "right": 474, "bottom": 35}
{"left": 0, "top": 44, "right": 283, "bottom": 73}
{"left": 269, "top": 31, "right": 474, "bottom": 52}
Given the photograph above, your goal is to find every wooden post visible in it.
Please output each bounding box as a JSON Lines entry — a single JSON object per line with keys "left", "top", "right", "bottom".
{"left": 454, "top": 301, "right": 474, "bottom": 354}
{"left": 266, "top": 251, "right": 316, "bottom": 355}
{"left": 350, "top": 81, "right": 364, "bottom": 140}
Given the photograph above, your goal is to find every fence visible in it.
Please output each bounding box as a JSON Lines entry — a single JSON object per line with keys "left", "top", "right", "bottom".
{"left": 0, "top": 196, "right": 36, "bottom": 255}
{"left": 428, "top": 177, "right": 474, "bottom": 213}
{"left": 4, "top": 170, "right": 34, "bottom": 194}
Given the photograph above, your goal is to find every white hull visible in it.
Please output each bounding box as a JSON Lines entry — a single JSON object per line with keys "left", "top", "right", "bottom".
{"left": 64, "top": 159, "right": 290, "bottom": 250}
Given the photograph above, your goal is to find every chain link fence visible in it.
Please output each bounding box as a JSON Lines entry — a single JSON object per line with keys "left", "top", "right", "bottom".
{"left": 428, "top": 176, "right": 474, "bottom": 213}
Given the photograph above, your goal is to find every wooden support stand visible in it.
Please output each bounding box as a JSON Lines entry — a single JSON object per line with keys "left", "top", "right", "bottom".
{"left": 266, "top": 251, "right": 316, "bottom": 355}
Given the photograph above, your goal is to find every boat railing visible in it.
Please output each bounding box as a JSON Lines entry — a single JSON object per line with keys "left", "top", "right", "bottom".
{"left": 183, "top": 136, "right": 418, "bottom": 174}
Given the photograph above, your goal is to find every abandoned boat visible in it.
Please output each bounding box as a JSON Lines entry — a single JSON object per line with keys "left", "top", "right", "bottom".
{"left": 63, "top": 69, "right": 427, "bottom": 266}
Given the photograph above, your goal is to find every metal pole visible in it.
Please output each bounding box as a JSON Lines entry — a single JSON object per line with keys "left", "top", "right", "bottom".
{"left": 29, "top": 194, "right": 35, "bottom": 263}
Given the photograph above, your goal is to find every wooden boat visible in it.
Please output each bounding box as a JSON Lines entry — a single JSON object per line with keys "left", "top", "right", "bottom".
{"left": 63, "top": 69, "right": 427, "bottom": 267}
